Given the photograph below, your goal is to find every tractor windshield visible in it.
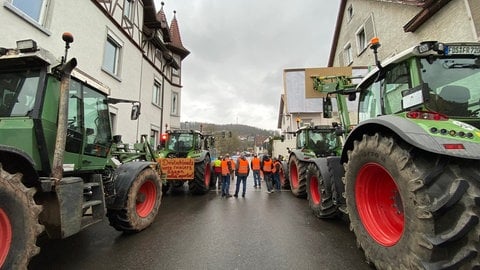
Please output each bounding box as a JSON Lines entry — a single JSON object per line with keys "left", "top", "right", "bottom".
{"left": 307, "top": 130, "right": 341, "bottom": 156}
{"left": 166, "top": 133, "right": 194, "bottom": 152}
{"left": 0, "top": 70, "right": 40, "bottom": 117}
{"left": 420, "top": 56, "right": 480, "bottom": 119}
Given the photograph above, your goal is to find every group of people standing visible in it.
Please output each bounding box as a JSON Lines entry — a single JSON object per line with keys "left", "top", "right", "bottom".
{"left": 212, "top": 153, "right": 283, "bottom": 198}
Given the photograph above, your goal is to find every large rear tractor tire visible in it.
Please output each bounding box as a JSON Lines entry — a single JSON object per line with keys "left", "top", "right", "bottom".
{"left": 288, "top": 155, "right": 307, "bottom": 198}
{"left": 306, "top": 163, "right": 338, "bottom": 218}
{"left": 0, "top": 164, "right": 43, "bottom": 269}
{"left": 189, "top": 155, "right": 211, "bottom": 195}
{"left": 107, "top": 168, "right": 162, "bottom": 232}
{"left": 344, "top": 133, "right": 480, "bottom": 269}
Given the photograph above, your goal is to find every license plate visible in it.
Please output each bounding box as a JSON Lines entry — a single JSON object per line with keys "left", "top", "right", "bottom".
{"left": 445, "top": 45, "right": 480, "bottom": 55}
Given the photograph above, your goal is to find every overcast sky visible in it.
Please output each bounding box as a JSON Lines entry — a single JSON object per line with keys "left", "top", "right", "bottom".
{"left": 156, "top": 1, "right": 340, "bottom": 131}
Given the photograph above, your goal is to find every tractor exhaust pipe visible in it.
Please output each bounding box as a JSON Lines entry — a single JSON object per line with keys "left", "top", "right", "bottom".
{"left": 52, "top": 33, "right": 76, "bottom": 181}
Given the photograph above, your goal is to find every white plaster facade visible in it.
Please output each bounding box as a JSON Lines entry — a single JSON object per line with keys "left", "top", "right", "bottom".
{"left": 330, "top": 0, "right": 479, "bottom": 67}
{"left": 0, "top": 0, "right": 186, "bottom": 147}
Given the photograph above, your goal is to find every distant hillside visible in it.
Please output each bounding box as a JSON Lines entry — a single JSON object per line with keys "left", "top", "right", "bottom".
{"left": 181, "top": 122, "right": 276, "bottom": 137}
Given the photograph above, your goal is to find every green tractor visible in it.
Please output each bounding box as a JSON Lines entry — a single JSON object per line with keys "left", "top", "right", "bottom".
{"left": 286, "top": 125, "right": 343, "bottom": 195}
{"left": 321, "top": 38, "right": 480, "bottom": 269}
{"left": 157, "top": 129, "right": 213, "bottom": 195}
{"left": 0, "top": 34, "right": 163, "bottom": 268}
{"left": 286, "top": 74, "right": 354, "bottom": 218}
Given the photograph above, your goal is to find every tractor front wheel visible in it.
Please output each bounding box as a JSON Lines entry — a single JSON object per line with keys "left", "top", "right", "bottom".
{"left": 189, "top": 155, "right": 211, "bottom": 195}
{"left": 306, "top": 163, "right": 338, "bottom": 218}
{"left": 345, "top": 133, "right": 480, "bottom": 269}
{"left": 0, "top": 164, "right": 43, "bottom": 269}
{"left": 107, "top": 168, "right": 162, "bottom": 232}
{"left": 288, "top": 155, "right": 307, "bottom": 198}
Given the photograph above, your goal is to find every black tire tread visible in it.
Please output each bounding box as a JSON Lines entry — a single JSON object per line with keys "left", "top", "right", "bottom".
{"left": 344, "top": 133, "right": 480, "bottom": 270}
{"left": 188, "top": 155, "right": 210, "bottom": 195}
{"left": 288, "top": 155, "right": 307, "bottom": 198}
{"left": 107, "top": 168, "right": 162, "bottom": 233}
{"left": 306, "top": 163, "right": 338, "bottom": 219}
{"left": 0, "top": 164, "right": 43, "bottom": 269}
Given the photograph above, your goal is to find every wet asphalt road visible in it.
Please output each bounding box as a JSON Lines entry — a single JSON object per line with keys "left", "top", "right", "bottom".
{"left": 29, "top": 175, "right": 373, "bottom": 270}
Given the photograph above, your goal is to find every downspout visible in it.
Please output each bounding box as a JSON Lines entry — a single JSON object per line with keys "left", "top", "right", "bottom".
{"left": 160, "top": 57, "right": 174, "bottom": 134}
{"left": 136, "top": 53, "right": 144, "bottom": 142}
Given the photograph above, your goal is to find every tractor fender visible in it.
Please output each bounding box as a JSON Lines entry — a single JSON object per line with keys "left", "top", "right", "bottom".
{"left": 0, "top": 145, "right": 38, "bottom": 186}
{"left": 310, "top": 156, "right": 345, "bottom": 206}
{"left": 193, "top": 150, "right": 209, "bottom": 163}
{"left": 107, "top": 161, "right": 156, "bottom": 210}
{"left": 341, "top": 115, "right": 480, "bottom": 163}
{"left": 288, "top": 149, "right": 315, "bottom": 163}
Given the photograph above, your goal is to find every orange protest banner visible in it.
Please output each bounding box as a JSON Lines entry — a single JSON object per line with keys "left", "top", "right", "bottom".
{"left": 157, "top": 158, "right": 195, "bottom": 180}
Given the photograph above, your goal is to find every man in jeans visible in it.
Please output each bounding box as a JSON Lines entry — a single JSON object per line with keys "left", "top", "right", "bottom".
{"left": 234, "top": 154, "right": 250, "bottom": 198}
{"left": 250, "top": 153, "right": 261, "bottom": 188}
{"left": 221, "top": 154, "right": 233, "bottom": 197}
{"left": 261, "top": 155, "right": 274, "bottom": 193}
{"left": 212, "top": 156, "right": 223, "bottom": 189}
{"left": 272, "top": 157, "right": 282, "bottom": 191}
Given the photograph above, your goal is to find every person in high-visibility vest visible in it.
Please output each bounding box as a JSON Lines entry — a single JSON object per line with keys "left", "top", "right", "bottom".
{"left": 272, "top": 157, "right": 282, "bottom": 191}
{"left": 234, "top": 154, "right": 250, "bottom": 197}
{"left": 213, "top": 156, "right": 223, "bottom": 189}
{"left": 250, "top": 153, "right": 261, "bottom": 188}
{"left": 261, "top": 155, "right": 274, "bottom": 193}
{"left": 221, "top": 154, "right": 234, "bottom": 198}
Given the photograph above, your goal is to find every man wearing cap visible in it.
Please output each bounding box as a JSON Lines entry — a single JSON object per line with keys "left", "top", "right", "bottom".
{"left": 250, "top": 153, "right": 261, "bottom": 188}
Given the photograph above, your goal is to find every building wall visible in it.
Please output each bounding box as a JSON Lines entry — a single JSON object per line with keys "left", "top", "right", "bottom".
{"left": 333, "top": 0, "right": 477, "bottom": 67}
{"left": 0, "top": 0, "right": 182, "bottom": 146}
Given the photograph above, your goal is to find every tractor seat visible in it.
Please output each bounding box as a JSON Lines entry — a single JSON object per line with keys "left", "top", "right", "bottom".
{"left": 438, "top": 85, "right": 470, "bottom": 117}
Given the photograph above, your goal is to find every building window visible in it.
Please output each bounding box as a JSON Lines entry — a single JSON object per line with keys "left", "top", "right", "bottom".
{"left": 123, "top": 0, "right": 133, "bottom": 20}
{"left": 343, "top": 43, "right": 353, "bottom": 66}
{"left": 103, "top": 34, "right": 122, "bottom": 77}
{"left": 172, "top": 55, "right": 180, "bottom": 76}
{"left": 347, "top": 4, "right": 353, "bottom": 22}
{"left": 150, "top": 128, "right": 159, "bottom": 148}
{"left": 152, "top": 80, "right": 162, "bottom": 106}
{"left": 109, "top": 112, "right": 117, "bottom": 135}
{"left": 10, "top": 0, "right": 48, "bottom": 24}
{"left": 171, "top": 92, "right": 178, "bottom": 116}
{"left": 356, "top": 27, "right": 367, "bottom": 54}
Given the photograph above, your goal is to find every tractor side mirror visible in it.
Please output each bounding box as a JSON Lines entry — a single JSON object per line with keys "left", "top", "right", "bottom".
{"left": 323, "top": 97, "right": 333, "bottom": 118}
{"left": 348, "top": 92, "right": 357, "bottom": 101}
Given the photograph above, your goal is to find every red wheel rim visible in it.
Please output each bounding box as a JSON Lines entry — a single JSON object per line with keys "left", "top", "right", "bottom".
{"left": 279, "top": 168, "right": 286, "bottom": 186}
{"left": 0, "top": 208, "right": 12, "bottom": 266}
{"left": 136, "top": 180, "right": 157, "bottom": 218}
{"left": 290, "top": 163, "right": 298, "bottom": 188}
{"left": 204, "top": 163, "right": 211, "bottom": 187}
{"left": 309, "top": 175, "right": 320, "bottom": 205}
{"left": 356, "top": 163, "right": 404, "bottom": 246}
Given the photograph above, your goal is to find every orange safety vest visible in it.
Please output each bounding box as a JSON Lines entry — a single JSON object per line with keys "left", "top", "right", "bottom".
{"left": 263, "top": 159, "right": 273, "bottom": 172}
{"left": 237, "top": 159, "right": 249, "bottom": 174}
{"left": 251, "top": 157, "right": 261, "bottom": 170}
{"left": 221, "top": 160, "right": 231, "bottom": 176}
{"left": 272, "top": 160, "right": 281, "bottom": 173}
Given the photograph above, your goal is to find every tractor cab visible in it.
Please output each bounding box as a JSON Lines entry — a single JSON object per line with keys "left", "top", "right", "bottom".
{"left": 358, "top": 40, "right": 480, "bottom": 129}
{"left": 295, "top": 125, "right": 342, "bottom": 157}
{"left": 160, "top": 130, "right": 203, "bottom": 158}
{"left": 0, "top": 38, "right": 140, "bottom": 176}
